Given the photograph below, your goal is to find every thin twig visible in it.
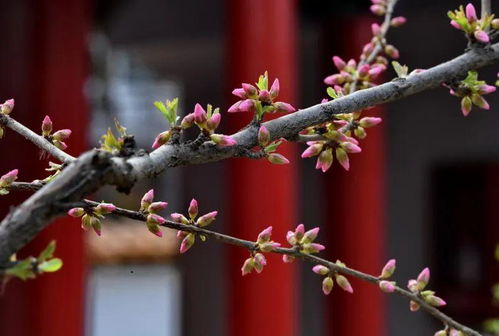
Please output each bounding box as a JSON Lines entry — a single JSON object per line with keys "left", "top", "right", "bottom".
{"left": 0, "top": 114, "right": 75, "bottom": 163}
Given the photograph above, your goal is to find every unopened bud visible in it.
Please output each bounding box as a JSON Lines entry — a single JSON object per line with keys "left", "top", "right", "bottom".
{"left": 52, "top": 129, "right": 71, "bottom": 141}
{"left": 210, "top": 134, "right": 237, "bottom": 147}
{"left": 258, "top": 126, "right": 270, "bottom": 147}
{"left": 461, "top": 96, "right": 472, "bottom": 116}
{"left": 68, "top": 207, "right": 85, "bottom": 217}
{"left": 180, "top": 233, "right": 195, "bottom": 253}
{"left": 196, "top": 211, "right": 217, "bottom": 227}
{"left": 148, "top": 201, "right": 168, "bottom": 213}
{"left": 0, "top": 99, "right": 14, "bottom": 115}
{"left": 152, "top": 130, "right": 172, "bottom": 149}
{"left": 140, "top": 189, "right": 154, "bottom": 211}
{"left": 269, "top": 78, "right": 280, "bottom": 99}
{"left": 471, "top": 94, "right": 490, "bottom": 110}
{"left": 188, "top": 198, "right": 198, "bottom": 219}
{"left": 379, "top": 259, "right": 396, "bottom": 279}
{"left": 335, "top": 274, "right": 353, "bottom": 293}
{"left": 312, "top": 265, "right": 330, "bottom": 276}
{"left": 322, "top": 276, "right": 334, "bottom": 295}
{"left": 241, "top": 257, "right": 255, "bottom": 276}
{"left": 335, "top": 147, "right": 350, "bottom": 171}
{"left": 379, "top": 280, "right": 396, "bottom": 293}
{"left": 267, "top": 153, "right": 289, "bottom": 165}
{"left": 41, "top": 115, "right": 53, "bottom": 136}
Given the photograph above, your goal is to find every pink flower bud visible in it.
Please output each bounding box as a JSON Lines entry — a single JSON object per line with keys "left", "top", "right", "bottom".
{"left": 471, "top": 93, "right": 489, "bottom": 110}
{"left": 259, "top": 241, "right": 281, "bottom": 252}
{"left": 294, "top": 224, "right": 305, "bottom": 240}
{"left": 354, "top": 126, "right": 366, "bottom": 139}
{"left": 370, "top": 4, "right": 385, "bottom": 16}
{"left": 332, "top": 56, "right": 346, "bottom": 70}
{"left": 68, "top": 207, "right": 85, "bottom": 217}
{"left": 91, "top": 217, "right": 102, "bottom": 236}
{"left": 303, "top": 227, "right": 319, "bottom": 243}
{"left": 241, "top": 257, "right": 255, "bottom": 276}
{"left": 1, "top": 99, "right": 14, "bottom": 115}
{"left": 312, "top": 265, "right": 329, "bottom": 276}
{"left": 474, "top": 30, "right": 489, "bottom": 43}
{"left": 242, "top": 83, "right": 258, "bottom": 97}
{"left": 232, "top": 88, "right": 246, "bottom": 99}
{"left": 358, "top": 64, "right": 370, "bottom": 77}
{"left": 379, "top": 259, "right": 396, "bottom": 279}
{"left": 359, "top": 117, "right": 382, "bottom": 128}
{"left": 324, "top": 74, "right": 345, "bottom": 86}
{"left": 322, "top": 276, "right": 334, "bottom": 295}
{"left": 193, "top": 103, "right": 207, "bottom": 123}
{"left": 307, "top": 243, "right": 325, "bottom": 253}
{"left": 316, "top": 148, "right": 333, "bottom": 173}
{"left": 196, "top": 211, "right": 217, "bottom": 227}
{"left": 267, "top": 153, "right": 289, "bottom": 165}
{"left": 465, "top": 3, "right": 477, "bottom": 22}
{"left": 346, "top": 58, "right": 357, "bottom": 69}
{"left": 148, "top": 201, "right": 168, "bottom": 213}
{"left": 461, "top": 96, "right": 472, "bottom": 116}
{"left": 282, "top": 255, "right": 295, "bottom": 263}
{"left": 42, "top": 115, "right": 53, "bottom": 136}
{"left": 450, "top": 20, "right": 462, "bottom": 30}
{"left": 188, "top": 198, "right": 198, "bottom": 219}
{"left": 180, "top": 233, "right": 195, "bottom": 253}
{"left": 274, "top": 102, "right": 296, "bottom": 113}
{"left": 371, "top": 23, "right": 381, "bottom": 36}
{"left": 181, "top": 113, "right": 195, "bottom": 129}
{"left": 171, "top": 213, "right": 189, "bottom": 224}
{"left": 425, "top": 295, "right": 446, "bottom": 307}
{"left": 206, "top": 113, "right": 221, "bottom": 130}
{"left": 152, "top": 130, "right": 172, "bottom": 149}
{"left": 270, "top": 78, "right": 280, "bottom": 99}
{"left": 257, "top": 226, "right": 273, "bottom": 242}
{"left": 341, "top": 142, "right": 362, "bottom": 154}
{"left": 416, "top": 267, "right": 430, "bottom": 289}
{"left": 53, "top": 140, "right": 67, "bottom": 150}
{"left": 384, "top": 45, "right": 399, "bottom": 59}
{"left": 301, "top": 143, "right": 323, "bottom": 158}
{"left": 335, "top": 147, "right": 350, "bottom": 171}
{"left": 227, "top": 101, "right": 242, "bottom": 113}
{"left": 478, "top": 85, "right": 496, "bottom": 95}
{"left": 176, "top": 230, "right": 187, "bottom": 239}
{"left": 409, "top": 300, "right": 420, "bottom": 312}
{"left": 390, "top": 16, "right": 406, "bottom": 27}
{"left": 362, "top": 42, "right": 375, "bottom": 55}
{"left": 140, "top": 189, "right": 154, "bottom": 211}
{"left": 0, "top": 169, "right": 18, "bottom": 185}
{"left": 379, "top": 280, "right": 396, "bottom": 293}
{"left": 52, "top": 129, "right": 72, "bottom": 141}
{"left": 95, "top": 202, "right": 116, "bottom": 215}
{"left": 146, "top": 220, "right": 163, "bottom": 237}
{"left": 239, "top": 99, "right": 255, "bottom": 112}
{"left": 335, "top": 274, "right": 353, "bottom": 293}
{"left": 210, "top": 134, "right": 237, "bottom": 147}
{"left": 407, "top": 279, "right": 419, "bottom": 292}
{"left": 369, "top": 64, "right": 386, "bottom": 78}
{"left": 286, "top": 231, "right": 297, "bottom": 245}
{"left": 253, "top": 253, "right": 267, "bottom": 272}
{"left": 258, "top": 126, "right": 270, "bottom": 147}
{"left": 259, "top": 90, "right": 271, "bottom": 103}
{"left": 147, "top": 213, "right": 166, "bottom": 225}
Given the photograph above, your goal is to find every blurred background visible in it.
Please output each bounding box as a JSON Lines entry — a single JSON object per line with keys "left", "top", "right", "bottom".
{"left": 0, "top": 0, "right": 497, "bottom": 335}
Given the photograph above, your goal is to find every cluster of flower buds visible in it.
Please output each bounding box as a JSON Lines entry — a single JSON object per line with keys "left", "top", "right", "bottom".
{"left": 257, "top": 126, "right": 290, "bottom": 165}
{"left": 448, "top": 3, "right": 498, "bottom": 44}
{"left": 241, "top": 226, "right": 281, "bottom": 275}
{"left": 283, "top": 224, "right": 325, "bottom": 263}
{"left": 139, "top": 189, "right": 168, "bottom": 237}
{"left": 171, "top": 198, "right": 218, "bottom": 253}
{"left": 241, "top": 253, "right": 267, "bottom": 276}
{"left": 229, "top": 72, "right": 295, "bottom": 119}
{"left": 407, "top": 267, "right": 446, "bottom": 311}
{"left": 448, "top": 71, "right": 496, "bottom": 116}
{"left": 434, "top": 329, "right": 465, "bottom": 336}
{"left": 312, "top": 261, "right": 353, "bottom": 295}
{"left": 0, "top": 99, "right": 14, "bottom": 138}
{"left": 68, "top": 202, "right": 116, "bottom": 236}
{"left": 0, "top": 169, "right": 18, "bottom": 195}
{"left": 41, "top": 115, "right": 72, "bottom": 150}
{"left": 378, "top": 259, "right": 397, "bottom": 293}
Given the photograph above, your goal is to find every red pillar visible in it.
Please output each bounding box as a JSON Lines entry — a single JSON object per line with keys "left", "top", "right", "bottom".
{"left": 0, "top": 1, "right": 89, "bottom": 336}
{"left": 326, "top": 16, "right": 386, "bottom": 336}
{"left": 226, "top": 1, "right": 298, "bottom": 335}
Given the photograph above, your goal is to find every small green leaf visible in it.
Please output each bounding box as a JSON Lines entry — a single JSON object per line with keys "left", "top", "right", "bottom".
{"left": 255, "top": 101, "right": 264, "bottom": 120}
{"left": 392, "top": 61, "right": 408, "bottom": 78}
{"left": 38, "top": 241, "right": 56, "bottom": 262}
{"left": 264, "top": 140, "right": 282, "bottom": 153}
{"left": 327, "top": 87, "right": 338, "bottom": 99}
{"left": 154, "top": 101, "right": 167, "bottom": 114}
{"left": 256, "top": 71, "right": 269, "bottom": 91}
{"left": 38, "top": 258, "right": 63, "bottom": 273}
{"left": 6, "top": 258, "right": 35, "bottom": 281}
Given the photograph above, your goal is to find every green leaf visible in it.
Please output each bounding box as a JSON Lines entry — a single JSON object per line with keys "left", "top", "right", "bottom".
{"left": 264, "top": 140, "right": 282, "bottom": 153}
{"left": 255, "top": 101, "right": 264, "bottom": 120}
{"left": 6, "top": 258, "right": 35, "bottom": 281}
{"left": 256, "top": 71, "right": 268, "bottom": 91}
{"left": 38, "top": 241, "right": 56, "bottom": 262}
{"left": 327, "top": 87, "right": 338, "bottom": 99}
{"left": 392, "top": 61, "right": 408, "bottom": 78}
{"left": 38, "top": 258, "right": 63, "bottom": 273}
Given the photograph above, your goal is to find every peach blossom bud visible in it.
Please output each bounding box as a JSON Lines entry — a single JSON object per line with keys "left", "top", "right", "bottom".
{"left": 146, "top": 220, "right": 163, "bottom": 237}
{"left": 171, "top": 213, "right": 189, "bottom": 224}
{"left": 301, "top": 143, "right": 323, "bottom": 158}
{"left": 68, "top": 207, "right": 85, "bottom": 217}
{"left": 324, "top": 74, "right": 345, "bottom": 86}
{"left": 210, "top": 134, "right": 237, "bottom": 147}
{"left": 176, "top": 230, "right": 187, "bottom": 239}
{"left": 294, "top": 224, "right": 305, "bottom": 240}
{"left": 257, "top": 226, "right": 273, "bottom": 242}
{"left": 181, "top": 113, "right": 195, "bottom": 129}
{"left": 259, "top": 90, "right": 271, "bottom": 103}
{"left": 274, "top": 102, "right": 296, "bottom": 113}
{"left": 316, "top": 148, "right": 333, "bottom": 172}
{"left": 425, "top": 295, "right": 446, "bottom": 307}
{"left": 407, "top": 279, "right": 419, "bottom": 292}
{"left": 341, "top": 142, "right": 361, "bottom": 154}
{"left": 239, "top": 99, "right": 255, "bottom": 112}
{"left": 474, "top": 30, "right": 489, "bottom": 43}
{"left": 371, "top": 23, "right": 381, "bottom": 36}
{"left": 336, "top": 275, "right": 353, "bottom": 293}
{"left": 312, "top": 265, "right": 329, "bottom": 276}
{"left": 461, "top": 96, "right": 472, "bottom": 116}
{"left": 303, "top": 227, "right": 319, "bottom": 243}
{"left": 379, "top": 280, "right": 396, "bottom": 293}
{"left": 434, "top": 330, "right": 447, "bottom": 336}
{"left": 42, "top": 115, "right": 53, "bottom": 136}
{"left": 465, "top": 3, "right": 477, "bottom": 22}
{"left": 417, "top": 267, "right": 430, "bottom": 289}
{"left": 335, "top": 147, "right": 350, "bottom": 171}
{"left": 193, "top": 103, "right": 207, "bottom": 123}
{"left": 152, "top": 130, "right": 172, "bottom": 149}
{"left": 148, "top": 201, "right": 168, "bottom": 213}
{"left": 286, "top": 231, "right": 297, "bottom": 245}
{"left": 478, "top": 85, "right": 496, "bottom": 95}
{"left": 196, "top": 211, "right": 217, "bottom": 227}
{"left": 307, "top": 243, "right": 325, "bottom": 253}
{"left": 140, "top": 189, "right": 154, "bottom": 211}
{"left": 0, "top": 99, "right": 14, "bottom": 115}
{"left": 332, "top": 56, "right": 346, "bottom": 70}
{"left": 379, "top": 259, "right": 396, "bottom": 279}
{"left": 52, "top": 129, "right": 71, "bottom": 141}
{"left": 95, "top": 202, "right": 116, "bottom": 214}
{"left": 384, "top": 45, "right": 399, "bottom": 59}
{"left": 241, "top": 257, "right": 255, "bottom": 275}
{"left": 362, "top": 42, "right": 375, "bottom": 55}
{"left": 270, "top": 78, "right": 280, "bottom": 99}
{"left": 283, "top": 255, "right": 295, "bottom": 263}
{"left": 450, "top": 20, "right": 462, "bottom": 30}
{"left": 180, "top": 233, "right": 195, "bottom": 253}
{"left": 390, "top": 16, "right": 406, "bottom": 27}
{"left": 147, "top": 213, "right": 166, "bottom": 225}
{"left": 368, "top": 65, "right": 385, "bottom": 78}
{"left": 242, "top": 83, "right": 258, "bottom": 96}
{"left": 492, "top": 19, "right": 499, "bottom": 30}
{"left": 267, "top": 153, "right": 289, "bottom": 165}
{"left": 206, "top": 113, "right": 221, "bottom": 130}
{"left": 370, "top": 4, "right": 385, "bottom": 16}
{"left": 360, "top": 117, "right": 382, "bottom": 128}
{"left": 232, "top": 88, "right": 246, "bottom": 99}
{"left": 253, "top": 253, "right": 267, "bottom": 273}
{"left": 322, "top": 276, "right": 334, "bottom": 295}
{"left": 346, "top": 58, "right": 357, "bottom": 69}
{"left": 358, "top": 64, "right": 370, "bottom": 77}
{"left": 81, "top": 214, "right": 92, "bottom": 231}
{"left": 259, "top": 241, "right": 281, "bottom": 252}
{"left": 53, "top": 140, "right": 67, "bottom": 150}
{"left": 354, "top": 126, "right": 366, "bottom": 139}
{"left": 0, "top": 169, "right": 18, "bottom": 185}
{"left": 471, "top": 93, "right": 489, "bottom": 110}
{"left": 258, "top": 126, "right": 270, "bottom": 147}
{"left": 188, "top": 198, "right": 198, "bottom": 219}
{"left": 409, "top": 300, "right": 420, "bottom": 312}
{"left": 91, "top": 217, "right": 102, "bottom": 236}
